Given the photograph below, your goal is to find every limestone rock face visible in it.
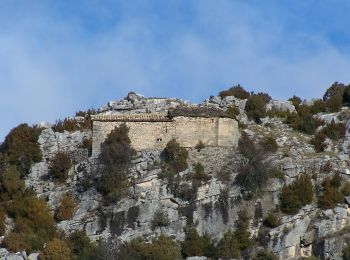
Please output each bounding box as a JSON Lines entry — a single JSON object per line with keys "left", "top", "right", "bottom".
{"left": 7, "top": 94, "right": 350, "bottom": 260}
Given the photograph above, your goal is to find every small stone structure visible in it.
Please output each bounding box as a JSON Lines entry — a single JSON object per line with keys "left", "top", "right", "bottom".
{"left": 91, "top": 110, "right": 239, "bottom": 156}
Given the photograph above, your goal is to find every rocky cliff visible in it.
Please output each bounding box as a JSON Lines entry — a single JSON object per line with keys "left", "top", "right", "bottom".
{"left": 3, "top": 87, "right": 350, "bottom": 260}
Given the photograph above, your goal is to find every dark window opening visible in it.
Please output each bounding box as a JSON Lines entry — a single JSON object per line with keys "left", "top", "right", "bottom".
{"left": 157, "top": 138, "right": 163, "bottom": 142}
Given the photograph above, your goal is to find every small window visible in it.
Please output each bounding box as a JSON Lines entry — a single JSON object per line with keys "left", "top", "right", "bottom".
{"left": 211, "top": 119, "right": 214, "bottom": 123}
{"left": 156, "top": 138, "right": 163, "bottom": 142}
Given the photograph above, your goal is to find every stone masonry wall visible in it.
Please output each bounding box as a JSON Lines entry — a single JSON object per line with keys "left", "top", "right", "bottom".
{"left": 91, "top": 115, "right": 239, "bottom": 157}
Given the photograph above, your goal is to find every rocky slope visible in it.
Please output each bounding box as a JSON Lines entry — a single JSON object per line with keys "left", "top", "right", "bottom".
{"left": 3, "top": 89, "right": 350, "bottom": 259}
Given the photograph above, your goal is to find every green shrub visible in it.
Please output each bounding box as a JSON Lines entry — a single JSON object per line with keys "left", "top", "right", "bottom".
{"left": 99, "top": 124, "right": 136, "bottom": 168}
{"left": 0, "top": 165, "right": 25, "bottom": 200}
{"left": 326, "top": 95, "right": 343, "bottom": 112}
{"left": 237, "top": 133, "right": 274, "bottom": 195}
{"left": 49, "top": 152, "right": 72, "bottom": 182}
{"left": 195, "top": 140, "right": 205, "bottom": 152}
{"left": 226, "top": 106, "right": 240, "bottom": 118}
{"left": 280, "top": 174, "right": 313, "bottom": 214}
{"left": 118, "top": 235, "right": 182, "bottom": 260}
{"left": 288, "top": 95, "right": 302, "bottom": 108}
{"left": 318, "top": 174, "right": 344, "bottom": 209}
{"left": 162, "top": 139, "right": 188, "bottom": 173}
{"left": 7, "top": 195, "right": 56, "bottom": 247}
{"left": 318, "top": 186, "right": 343, "bottom": 209}
{"left": 310, "top": 99, "right": 327, "bottom": 114}
{"left": 177, "top": 182, "right": 197, "bottom": 201}
{"left": 219, "top": 84, "right": 250, "bottom": 99}
{"left": 253, "top": 250, "right": 278, "bottom": 260}
{"left": 3, "top": 232, "right": 30, "bottom": 252}
{"left": 0, "top": 124, "right": 42, "bottom": 175}
{"left": 151, "top": 209, "right": 170, "bottom": 229}
{"left": 216, "top": 230, "right": 240, "bottom": 259}
{"left": 343, "top": 243, "right": 350, "bottom": 260}
{"left": 234, "top": 209, "right": 252, "bottom": 250}
{"left": 321, "top": 120, "right": 346, "bottom": 140}
{"left": 80, "top": 138, "right": 92, "bottom": 157}
{"left": 182, "top": 228, "right": 216, "bottom": 258}
{"left": 55, "top": 195, "right": 77, "bottom": 221}
{"left": 263, "top": 211, "right": 280, "bottom": 228}
{"left": 0, "top": 208, "right": 5, "bottom": 236}
{"left": 52, "top": 118, "right": 80, "bottom": 133}
{"left": 187, "top": 163, "right": 210, "bottom": 190}
{"left": 67, "top": 230, "right": 95, "bottom": 259}
{"left": 323, "top": 82, "right": 346, "bottom": 101}
{"left": 38, "top": 238, "right": 71, "bottom": 260}
{"left": 259, "top": 135, "right": 278, "bottom": 153}
{"left": 98, "top": 124, "right": 136, "bottom": 203}
{"left": 342, "top": 182, "right": 350, "bottom": 196}
{"left": 245, "top": 94, "right": 267, "bottom": 123}
{"left": 215, "top": 188, "right": 229, "bottom": 223}
{"left": 311, "top": 131, "right": 327, "bottom": 152}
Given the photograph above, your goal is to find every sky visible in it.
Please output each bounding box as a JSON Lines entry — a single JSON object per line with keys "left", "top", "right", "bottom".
{"left": 1, "top": 0, "right": 350, "bottom": 141}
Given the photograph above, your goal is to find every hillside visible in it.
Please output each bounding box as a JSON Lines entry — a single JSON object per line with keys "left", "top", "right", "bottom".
{"left": 2, "top": 83, "right": 350, "bottom": 259}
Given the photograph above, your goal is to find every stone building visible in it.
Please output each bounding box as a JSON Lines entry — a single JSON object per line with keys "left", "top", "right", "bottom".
{"left": 91, "top": 107, "right": 239, "bottom": 156}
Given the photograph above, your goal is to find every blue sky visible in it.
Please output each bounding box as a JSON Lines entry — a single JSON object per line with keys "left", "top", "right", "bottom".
{"left": 1, "top": 0, "right": 350, "bottom": 140}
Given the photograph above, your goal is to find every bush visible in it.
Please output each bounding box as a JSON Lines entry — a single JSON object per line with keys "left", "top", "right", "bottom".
{"left": 0, "top": 165, "right": 25, "bottom": 200}
{"left": 343, "top": 243, "right": 350, "bottom": 260}
{"left": 216, "top": 230, "right": 240, "bottom": 259}
{"left": 234, "top": 210, "right": 252, "bottom": 250}
{"left": 0, "top": 124, "right": 42, "bottom": 175}
{"left": 219, "top": 84, "right": 250, "bottom": 99}
{"left": 321, "top": 120, "right": 346, "bottom": 140}
{"left": 182, "top": 228, "right": 216, "bottom": 258}
{"left": 263, "top": 211, "right": 280, "bottom": 228}
{"left": 318, "top": 186, "right": 343, "bottom": 209}
{"left": 342, "top": 182, "right": 350, "bottom": 196}
{"left": 253, "top": 250, "right": 278, "bottom": 260}
{"left": 162, "top": 139, "right": 188, "bottom": 173}
{"left": 245, "top": 94, "right": 267, "bottom": 123}
{"left": 310, "top": 99, "right": 327, "bottom": 114}
{"left": 3, "top": 232, "right": 29, "bottom": 252}
{"left": 311, "top": 131, "right": 327, "bottom": 152}
{"left": 55, "top": 195, "right": 77, "bottom": 221}
{"left": 49, "top": 152, "right": 72, "bottom": 182}
{"left": 98, "top": 124, "right": 136, "bottom": 203}
{"left": 318, "top": 173, "right": 344, "bottom": 209}
{"left": 80, "top": 138, "right": 92, "bottom": 157}
{"left": 323, "top": 82, "right": 346, "bottom": 101}
{"left": 259, "top": 135, "right": 278, "bottom": 153}
{"left": 326, "top": 95, "right": 343, "bottom": 112}
{"left": 195, "top": 140, "right": 205, "bottom": 152}
{"left": 226, "top": 106, "right": 240, "bottom": 118}
{"left": 99, "top": 124, "right": 136, "bottom": 168}
{"left": 39, "top": 238, "right": 71, "bottom": 260}
{"left": 7, "top": 196, "right": 56, "bottom": 246}
{"left": 151, "top": 209, "right": 170, "bottom": 229}
{"left": 118, "top": 235, "right": 182, "bottom": 260}
{"left": 187, "top": 163, "right": 210, "bottom": 190}
{"left": 67, "top": 230, "right": 95, "bottom": 259}
{"left": 288, "top": 95, "right": 302, "bottom": 108}
{"left": 280, "top": 174, "right": 313, "bottom": 214}
{"left": 0, "top": 208, "right": 5, "bottom": 236}
{"left": 237, "top": 133, "right": 274, "bottom": 195}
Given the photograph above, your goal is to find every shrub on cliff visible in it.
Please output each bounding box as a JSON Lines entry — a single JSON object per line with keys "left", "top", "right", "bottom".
{"left": 259, "top": 135, "right": 278, "bottom": 153}
{"left": 280, "top": 174, "right": 313, "bottom": 214}
{"left": 0, "top": 165, "right": 25, "bottom": 201}
{"left": 0, "top": 123, "right": 42, "bottom": 175}
{"left": 311, "top": 131, "right": 327, "bottom": 152}
{"left": 263, "top": 211, "right": 280, "bottom": 228}
{"left": 234, "top": 209, "right": 252, "bottom": 250}
{"left": 253, "top": 250, "right": 278, "bottom": 260}
{"left": 162, "top": 139, "right": 188, "bottom": 173}
{"left": 118, "top": 235, "right": 182, "bottom": 260}
{"left": 226, "top": 106, "right": 240, "bottom": 118}
{"left": 219, "top": 84, "right": 250, "bottom": 99}
{"left": 55, "top": 195, "right": 77, "bottom": 221}
{"left": 151, "top": 208, "right": 170, "bottom": 229}
{"left": 323, "top": 82, "right": 346, "bottom": 101}
{"left": 318, "top": 173, "right": 344, "bottom": 209}
{"left": 38, "top": 238, "right": 71, "bottom": 260}
{"left": 245, "top": 94, "right": 267, "bottom": 123}
{"left": 99, "top": 124, "right": 136, "bottom": 168}
{"left": 216, "top": 230, "right": 240, "bottom": 259}
{"left": 49, "top": 152, "right": 72, "bottom": 182}
{"left": 98, "top": 124, "right": 136, "bottom": 203}
{"left": 7, "top": 195, "right": 56, "bottom": 250}
{"left": 182, "top": 228, "right": 216, "bottom": 258}
{"left": 322, "top": 120, "right": 346, "bottom": 140}
{"left": 67, "top": 231, "right": 95, "bottom": 259}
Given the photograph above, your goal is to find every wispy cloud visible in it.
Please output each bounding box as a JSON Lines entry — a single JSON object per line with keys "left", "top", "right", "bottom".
{"left": 1, "top": 1, "right": 350, "bottom": 140}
